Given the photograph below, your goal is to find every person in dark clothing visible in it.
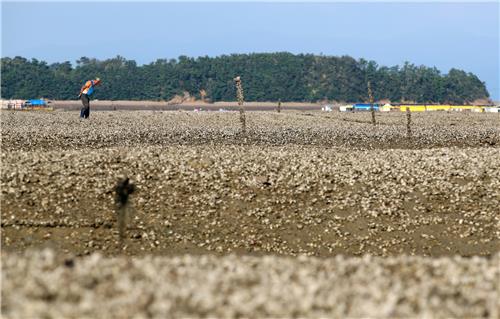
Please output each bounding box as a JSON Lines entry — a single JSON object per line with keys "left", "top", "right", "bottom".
{"left": 80, "top": 93, "right": 90, "bottom": 118}
{"left": 78, "top": 78, "right": 102, "bottom": 118}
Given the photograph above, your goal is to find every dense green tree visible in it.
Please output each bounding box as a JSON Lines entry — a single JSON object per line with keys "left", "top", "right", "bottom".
{"left": 0, "top": 53, "right": 490, "bottom": 103}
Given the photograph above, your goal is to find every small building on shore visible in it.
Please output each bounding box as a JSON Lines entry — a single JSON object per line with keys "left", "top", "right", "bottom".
{"left": 399, "top": 105, "right": 486, "bottom": 112}
{"left": 353, "top": 103, "right": 380, "bottom": 111}
{"left": 1, "top": 99, "right": 52, "bottom": 110}
{"left": 1, "top": 99, "right": 25, "bottom": 110}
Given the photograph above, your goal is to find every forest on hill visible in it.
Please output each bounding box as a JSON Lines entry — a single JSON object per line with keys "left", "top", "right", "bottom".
{"left": 1, "top": 53, "right": 490, "bottom": 103}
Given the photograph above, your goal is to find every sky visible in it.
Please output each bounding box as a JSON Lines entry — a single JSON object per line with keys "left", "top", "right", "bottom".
{"left": 1, "top": 1, "right": 499, "bottom": 99}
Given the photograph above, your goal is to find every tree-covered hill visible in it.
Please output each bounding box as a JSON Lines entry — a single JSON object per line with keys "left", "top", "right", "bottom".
{"left": 1, "top": 53, "right": 489, "bottom": 103}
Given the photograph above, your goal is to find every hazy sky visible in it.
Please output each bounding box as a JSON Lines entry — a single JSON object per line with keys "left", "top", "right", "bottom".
{"left": 2, "top": 1, "right": 499, "bottom": 99}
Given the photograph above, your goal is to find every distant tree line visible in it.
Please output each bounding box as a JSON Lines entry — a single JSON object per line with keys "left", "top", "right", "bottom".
{"left": 1, "top": 53, "right": 490, "bottom": 103}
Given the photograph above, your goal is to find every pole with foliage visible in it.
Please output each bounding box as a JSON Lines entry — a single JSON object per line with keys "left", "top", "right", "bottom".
{"left": 234, "top": 76, "right": 246, "bottom": 133}
{"left": 368, "top": 81, "right": 376, "bottom": 125}
{"left": 114, "top": 177, "right": 135, "bottom": 243}
{"left": 406, "top": 106, "right": 412, "bottom": 140}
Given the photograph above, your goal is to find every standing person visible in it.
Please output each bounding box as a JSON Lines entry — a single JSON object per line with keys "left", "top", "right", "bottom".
{"left": 78, "top": 78, "right": 102, "bottom": 119}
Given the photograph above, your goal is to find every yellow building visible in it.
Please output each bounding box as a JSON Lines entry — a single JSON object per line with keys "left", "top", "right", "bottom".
{"left": 399, "top": 105, "right": 484, "bottom": 112}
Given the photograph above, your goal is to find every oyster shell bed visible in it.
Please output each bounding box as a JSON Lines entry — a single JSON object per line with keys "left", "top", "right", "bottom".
{"left": 1, "top": 110, "right": 499, "bottom": 150}
{"left": 1, "top": 110, "right": 499, "bottom": 317}
{"left": 2, "top": 249, "right": 499, "bottom": 318}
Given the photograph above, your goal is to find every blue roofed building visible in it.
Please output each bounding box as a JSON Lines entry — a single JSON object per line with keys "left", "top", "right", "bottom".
{"left": 353, "top": 103, "right": 380, "bottom": 111}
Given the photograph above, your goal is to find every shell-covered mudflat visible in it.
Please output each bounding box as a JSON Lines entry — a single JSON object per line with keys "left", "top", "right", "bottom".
{"left": 3, "top": 249, "right": 498, "bottom": 318}
{"left": 1, "top": 110, "right": 499, "bottom": 317}
{"left": 1, "top": 110, "right": 499, "bottom": 150}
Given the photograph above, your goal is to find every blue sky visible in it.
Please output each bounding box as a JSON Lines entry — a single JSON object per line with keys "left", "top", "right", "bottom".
{"left": 2, "top": 1, "right": 499, "bottom": 99}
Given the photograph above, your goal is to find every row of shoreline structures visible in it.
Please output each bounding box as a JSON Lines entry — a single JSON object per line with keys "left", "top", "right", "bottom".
{"left": 2, "top": 99, "right": 499, "bottom": 112}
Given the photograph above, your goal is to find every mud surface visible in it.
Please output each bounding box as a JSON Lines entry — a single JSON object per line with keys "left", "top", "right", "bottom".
{"left": 1, "top": 110, "right": 499, "bottom": 317}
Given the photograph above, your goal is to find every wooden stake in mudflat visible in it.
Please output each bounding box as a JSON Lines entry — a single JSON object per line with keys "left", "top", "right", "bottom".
{"left": 406, "top": 106, "right": 412, "bottom": 140}
{"left": 368, "top": 81, "right": 376, "bottom": 125}
{"left": 115, "top": 177, "right": 135, "bottom": 242}
{"left": 277, "top": 99, "right": 282, "bottom": 113}
{"left": 234, "top": 76, "right": 246, "bottom": 133}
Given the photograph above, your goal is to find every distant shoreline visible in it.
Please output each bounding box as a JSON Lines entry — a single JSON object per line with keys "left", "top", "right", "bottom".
{"left": 4, "top": 100, "right": 497, "bottom": 112}
{"left": 50, "top": 100, "right": 321, "bottom": 111}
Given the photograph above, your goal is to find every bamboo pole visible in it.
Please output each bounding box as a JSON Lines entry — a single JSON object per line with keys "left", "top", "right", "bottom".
{"left": 234, "top": 76, "right": 246, "bottom": 133}
{"left": 368, "top": 81, "right": 376, "bottom": 125}
{"left": 406, "top": 106, "right": 412, "bottom": 140}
